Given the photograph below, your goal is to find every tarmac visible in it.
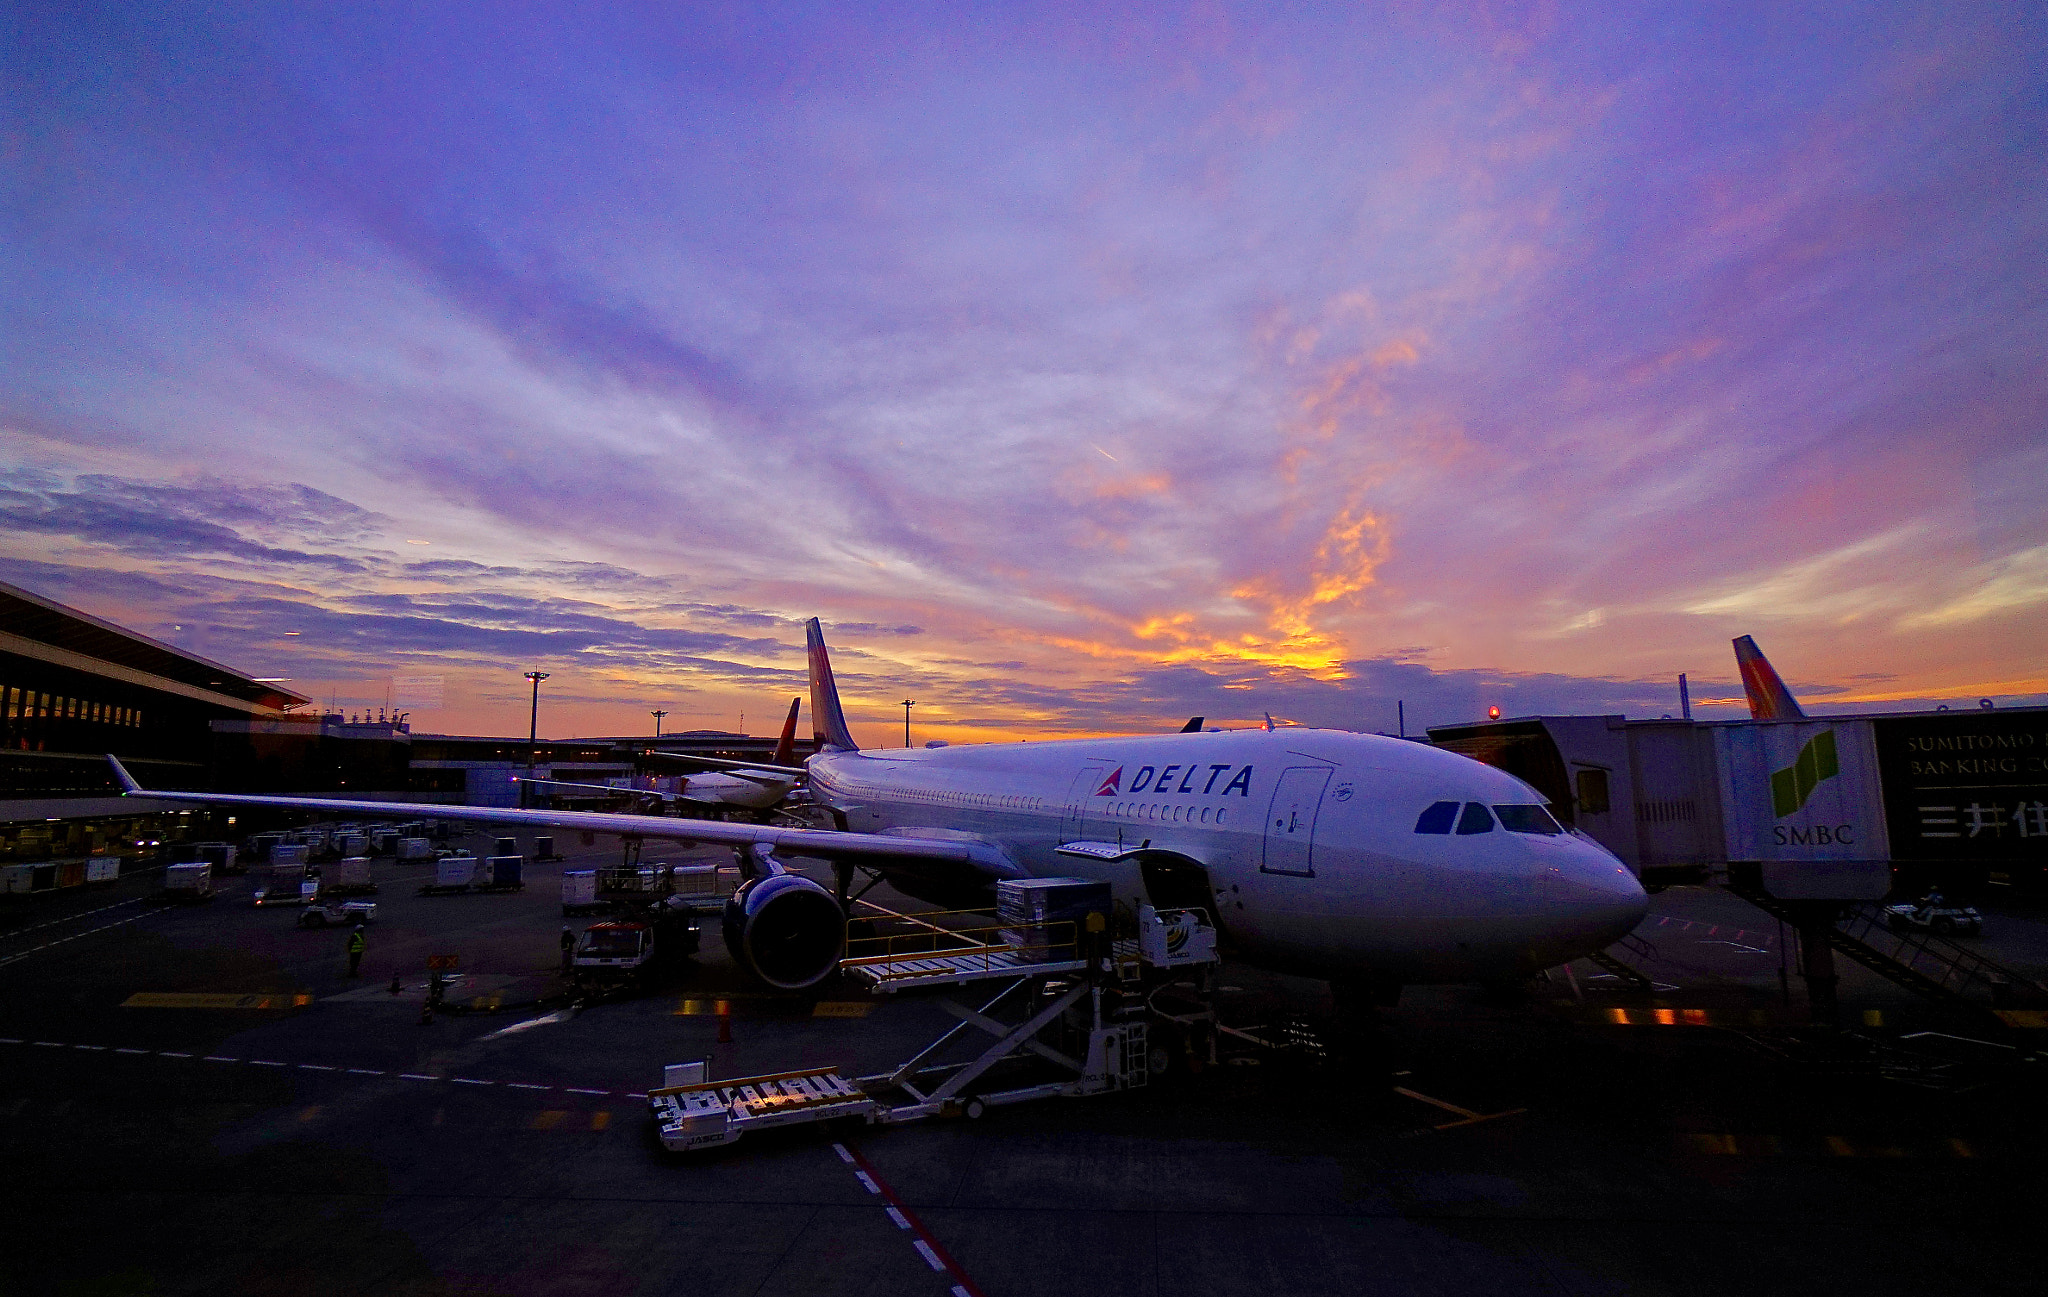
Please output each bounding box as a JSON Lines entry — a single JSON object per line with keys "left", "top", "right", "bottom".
{"left": 2, "top": 829, "right": 2044, "bottom": 1296}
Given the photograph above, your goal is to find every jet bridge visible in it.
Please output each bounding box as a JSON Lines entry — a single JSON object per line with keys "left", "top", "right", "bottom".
{"left": 648, "top": 900, "right": 1221, "bottom": 1153}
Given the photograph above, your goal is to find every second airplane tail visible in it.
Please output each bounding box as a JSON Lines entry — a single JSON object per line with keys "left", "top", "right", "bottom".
{"left": 805, "top": 618, "right": 861, "bottom": 752}
{"left": 1733, "top": 635, "right": 1807, "bottom": 720}
{"left": 769, "top": 696, "right": 802, "bottom": 766}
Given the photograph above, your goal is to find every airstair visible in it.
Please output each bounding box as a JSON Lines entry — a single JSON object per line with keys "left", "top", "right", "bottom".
{"left": 1727, "top": 883, "right": 2048, "bottom": 1025}
{"left": 649, "top": 903, "right": 1220, "bottom": 1153}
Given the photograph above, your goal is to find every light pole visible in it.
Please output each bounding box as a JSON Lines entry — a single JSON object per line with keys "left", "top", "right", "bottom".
{"left": 902, "top": 699, "right": 914, "bottom": 749}
{"left": 650, "top": 709, "right": 668, "bottom": 738}
{"left": 523, "top": 671, "right": 550, "bottom": 808}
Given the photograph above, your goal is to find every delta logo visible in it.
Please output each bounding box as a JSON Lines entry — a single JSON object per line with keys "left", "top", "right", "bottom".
{"left": 1094, "top": 767, "right": 1122, "bottom": 797}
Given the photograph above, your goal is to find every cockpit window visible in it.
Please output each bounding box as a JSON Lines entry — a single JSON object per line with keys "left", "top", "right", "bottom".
{"left": 1494, "top": 804, "right": 1564, "bottom": 835}
{"left": 1455, "top": 802, "right": 1495, "bottom": 835}
{"left": 1413, "top": 800, "right": 1459, "bottom": 834}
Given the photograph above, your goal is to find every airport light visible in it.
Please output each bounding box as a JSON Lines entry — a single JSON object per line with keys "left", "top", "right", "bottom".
{"left": 1487, "top": 705, "right": 1501, "bottom": 721}
{"left": 651, "top": 709, "right": 668, "bottom": 738}
{"left": 523, "top": 671, "right": 550, "bottom": 809}
{"left": 902, "top": 699, "right": 915, "bottom": 748}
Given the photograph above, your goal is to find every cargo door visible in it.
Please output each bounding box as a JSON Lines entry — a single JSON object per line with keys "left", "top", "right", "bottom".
{"left": 1261, "top": 767, "right": 1331, "bottom": 877}
{"left": 1062, "top": 764, "right": 1112, "bottom": 841}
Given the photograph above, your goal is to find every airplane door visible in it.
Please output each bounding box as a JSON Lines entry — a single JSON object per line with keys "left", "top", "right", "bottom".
{"left": 1062, "top": 764, "right": 1111, "bottom": 841}
{"left": 1262, "top": 766, "right": 1331, "bottom": 877}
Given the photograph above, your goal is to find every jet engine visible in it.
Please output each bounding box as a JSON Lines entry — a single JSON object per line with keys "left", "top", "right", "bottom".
{"left": 722, "top": 871, "right": 846, "bottom": 990}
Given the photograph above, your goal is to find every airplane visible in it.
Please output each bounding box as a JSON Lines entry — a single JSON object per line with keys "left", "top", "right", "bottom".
{"left": 519, "top": 698, "right": 807, "bottom": 817}
{"left": 106, "top": 620, "right": 1647, "bottom": 1002}
{"left": 1733, "top": 635, "right": 1807, "bottom": 720}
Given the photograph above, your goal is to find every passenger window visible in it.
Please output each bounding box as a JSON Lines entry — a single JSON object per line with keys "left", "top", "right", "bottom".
{"left": 1494, "top": 805, "right": 1564, "bottom": 835}
{"left": 1575, "top": 768, "right": 1610, "bottom": 815}
{"left": 1455, "top": 802, "right": 1495, "bottom": 835}
{"left": 1414, "top": 801, "right": 1459, "bottom": 834}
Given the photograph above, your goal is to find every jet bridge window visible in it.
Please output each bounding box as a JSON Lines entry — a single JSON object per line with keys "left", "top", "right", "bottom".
{"left": 1455, "top": 802, "right": 1495, "bottom": 835}
{"left": 1493, "top": 804, "right": 1564, "bottom": 835}
{"left": 1414, "top": 801, "right": 1460, "bottom": 834}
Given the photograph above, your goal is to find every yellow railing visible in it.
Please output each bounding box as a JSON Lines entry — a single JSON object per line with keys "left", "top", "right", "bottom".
{"left": 841, "top": 909, "right": 1083, "bottom": 980}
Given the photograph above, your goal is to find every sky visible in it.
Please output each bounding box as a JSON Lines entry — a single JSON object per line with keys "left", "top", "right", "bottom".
{"left": 4, "top": 2, "right": 2044, "bottom": 746}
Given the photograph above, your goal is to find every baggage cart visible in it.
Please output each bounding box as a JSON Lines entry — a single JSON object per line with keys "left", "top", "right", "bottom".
{"left": 162, "top": 863, "right": 215, "bottom": 902}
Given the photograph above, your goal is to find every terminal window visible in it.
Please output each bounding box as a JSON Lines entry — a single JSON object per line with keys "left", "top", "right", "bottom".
{"left": 1575, "top": 768, "right": 1610, "bottom": 815}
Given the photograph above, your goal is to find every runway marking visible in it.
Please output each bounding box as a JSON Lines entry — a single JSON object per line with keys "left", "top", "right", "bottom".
{"left": 1684, "top": 1133, "right": 1982, "bottom": 1158}
{"left": 0, "top": 1036, "right": 628, "bottom": 1099}
{"left": 0, "top": 912, "right": 163, "bottom": 967}
{"left": 834, "top": 1142, "right": 989, "bottom": 1297}
{"left": 123, "top": 992, "right": 313, "bottom": 1010}
{"left": 1394, "top": 1086, "right": 1528, "bottom": 1132}
{"left": 0, "top": 897, "right": 142, "bottom": 940}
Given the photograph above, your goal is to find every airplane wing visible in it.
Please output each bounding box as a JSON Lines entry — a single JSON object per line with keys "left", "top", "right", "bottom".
{"left": 105, "top": 755, "right": 976, "bottom": 868}
{"left": 640, "top": 750, "right": 806, "bottom": 782}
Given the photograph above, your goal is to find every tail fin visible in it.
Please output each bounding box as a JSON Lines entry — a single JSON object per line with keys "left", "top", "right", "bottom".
{"left": 1733, "top": 635, "right": 1807, "bottom": 720}
{"left": 805, "top": 618, "right": 860, "bottom": 751}
{"left": 1179, "top": 716, "right": 1205, "bottom": 733}
{"left": 769, "top": 696, "right": 802, "bottom": 766}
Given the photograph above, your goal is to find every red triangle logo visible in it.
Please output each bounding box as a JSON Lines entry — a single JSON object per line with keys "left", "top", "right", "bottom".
{"left": 1094, "top": 766, "right": 1122, "bottom": 797}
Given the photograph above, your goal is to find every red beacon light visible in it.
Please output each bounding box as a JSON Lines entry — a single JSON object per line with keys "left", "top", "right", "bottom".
{"left": 1487, "top": 706, "right": 1501, "bottom": 720}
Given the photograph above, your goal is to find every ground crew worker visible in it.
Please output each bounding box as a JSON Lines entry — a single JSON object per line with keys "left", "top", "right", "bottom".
{"left": 559, "top": 924, "right": 576, "bottom": 975}
{"left": 347, "top": 924, "right": 366, "bottom": 977}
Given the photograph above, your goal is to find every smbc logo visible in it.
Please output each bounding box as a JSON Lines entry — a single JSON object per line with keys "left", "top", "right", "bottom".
{"left": 1771, "top": 730, "right": 1839, "bottom": 818}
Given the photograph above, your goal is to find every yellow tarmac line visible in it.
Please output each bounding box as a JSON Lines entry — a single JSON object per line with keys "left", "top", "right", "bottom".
{"left": 1392, "top": 1086, "right": 1479, "bottom": 1119}
{"left": 122, "top": 992, "right": 313, "bottom": 1009}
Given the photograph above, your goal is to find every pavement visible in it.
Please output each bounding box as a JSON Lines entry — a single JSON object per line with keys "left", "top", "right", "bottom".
{"left": 2, "top": 830, "right": 2045, "bottom": 1296}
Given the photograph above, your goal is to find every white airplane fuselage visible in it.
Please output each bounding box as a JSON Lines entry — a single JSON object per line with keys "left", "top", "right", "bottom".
{"left": 809, "top": 728, "right": 1647, "bottom": 983}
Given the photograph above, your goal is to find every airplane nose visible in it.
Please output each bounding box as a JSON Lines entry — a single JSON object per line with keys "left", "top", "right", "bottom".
{"left": 1556, "top": 843, "right": 1649, "bottom": 950}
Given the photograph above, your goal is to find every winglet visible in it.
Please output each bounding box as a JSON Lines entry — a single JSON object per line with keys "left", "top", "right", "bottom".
{"left": 1179, "top": 716, "right": 1205, "bottom": 733}
{"left": 770, "top": 696, "right": 802, "bottom": 766}
{"left": 1732, "top": 635, "right": 1807, "bottom": 720}
{"left": 805, "top": 619, "right": 860, "bottom": 752}
{"left": 107, "top": 754, "right": 144, "bottom": 795}
{"left": 1263, "top": 712, "right": 1276, "bottom": 732}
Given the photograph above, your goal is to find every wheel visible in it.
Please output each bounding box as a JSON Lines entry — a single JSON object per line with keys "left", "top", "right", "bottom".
{"left": 1932, "top": 917, "right": 1956, "bottom": 935}
{"left": 1146, "top": 1046, "right": 1172, "bottom": 1077}
{"left": 964, "top": 1098, "right": 986, "bottom": 1120}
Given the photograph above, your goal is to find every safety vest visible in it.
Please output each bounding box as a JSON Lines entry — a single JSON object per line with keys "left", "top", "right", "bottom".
{"left": 347, "top": 932, "right": 366, "bottom": 955}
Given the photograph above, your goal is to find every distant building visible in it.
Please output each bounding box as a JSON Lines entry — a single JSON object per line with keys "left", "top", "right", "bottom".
{"left": 0, "top": 579, "right": 309, "bottom": 856}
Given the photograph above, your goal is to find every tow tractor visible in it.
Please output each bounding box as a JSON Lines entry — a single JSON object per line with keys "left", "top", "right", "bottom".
{"left": 649, "top": 878, "right": 1221, "bottom": 1153}
{"left": 299, "top": 899, "right": 377, "bottom": 928}
{"left": 1884, "top": 896, "right": 1985, "bottom": 936}
{"left": 570, "top": 912, "right": 702, "bottom": 990}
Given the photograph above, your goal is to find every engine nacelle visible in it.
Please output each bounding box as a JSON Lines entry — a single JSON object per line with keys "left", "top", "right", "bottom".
{"left": 722, "top": 871, "right": 846, "bottom": 990}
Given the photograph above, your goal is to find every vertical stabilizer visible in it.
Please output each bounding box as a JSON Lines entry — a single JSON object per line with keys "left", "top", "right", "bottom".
{"left": 805, "top": 619, "right": 860, "bottom": 751}
{"left": 1732, "top": 635, "right": 1807, "bottom": 720}
{"left": 769, "top": 696, "right": 802, "bottom": 766}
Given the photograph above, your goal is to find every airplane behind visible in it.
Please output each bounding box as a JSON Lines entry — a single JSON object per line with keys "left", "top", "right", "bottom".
{"left": 106, "top": 621, "right": 1646, "bottom": 1001}
{"left": 1733, "top": 635, "right": 1807, "bottom": 720}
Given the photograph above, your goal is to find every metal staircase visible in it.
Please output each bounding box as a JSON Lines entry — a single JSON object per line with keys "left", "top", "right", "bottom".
{"left": 1585, "top": 933, "right": 1657, "bottom": 991}
{"left": 1727, "top": 883, "right": 2048, "bottom": 1022}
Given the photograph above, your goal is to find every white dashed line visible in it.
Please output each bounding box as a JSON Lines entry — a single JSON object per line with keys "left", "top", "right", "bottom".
{"left": 0, "top": 897, "right": 142, "bottom": 939}
{"left": 160, "top": 1051, "right": 190, "bottom": 1058}
{"left": 298, "top": 1064, "right": 335, "bottom": 1071}
{"left": 451, "top": 1078, "right": 493, "bottom": 1086}
{"left": 114, "top": 1048, "right": 148, "bottom": 1055}
{"left": 832, "top": 1142, "right": 855, "bottom": 1163}
{"left": 72, "top": 1044, "right": 106, "bottom": 1051}
{"left": 913, "top": 1240, "right": 946, "bottom": 1272}
{"left": 506, "top": 1082, "right": 550, "bottom": 1090}
{"left": 250, "top": 1060, "right": 286, "bottom": 1067}
{"left": 0, "top": 1038, "right": 22, "bottom": 1045}
{"left": 886, "top": 1206, "right": 910, "bottom": 1230}
{"left": 347, "top": 1068, "right": 384, "bottom": 1076}
{"left": 953, "top": 1286, "right": 972, "bottom": 1297}
{"left": 400, "top": 1073, "right": 433, "bottom": 1080}
{"left": 854, "top": 1171, "right": 880, "bottom": 1194}
{"left": 34, "top": 1041, "right": 65, "bottom": 1047}
{"left": 564, "top": 1087, "right": 608, "bottom": 1096}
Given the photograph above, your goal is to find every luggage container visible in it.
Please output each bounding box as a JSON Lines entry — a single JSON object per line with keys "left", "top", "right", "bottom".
{"left": 328, "top": 856, "right": 376, "bottom": 895}
{"left": 85, "top": 858, "right": 120, "bottom": 886}
{"left": 534, "top": 834, "right": 559, "bottom": 861}
{"left": 254, "top": 862, "right": 307, "bottom": 906}
{"left": 339, "top": 833, "right": 369, "bottom": 857}
{"left": 53, "top": 860, "right": 86, "bottom": 890}
{"left": 247, "top": 833, "right": 285, "bottom": 863}
{"left": 270, "top": 843, "right": 311, "bottom": 867}
{"left": 419, "top": 855, "right": 481, "bottom": 894}
{"left": 396, "top": 837, "right": 433, "bottom": 861}
{"left": 667, "top": 863, "right": 742, "bottom": 913}
{"left": 163, "top": 862, "right": 214, "bottom": 902}
{"left": 193, "top": 842, "right": 240, "bottom": 874}
{"left": 494, "top": 837, "right": 519, "bottom": 858}
{"left": 997, "top": 877, "right": 1112, "bottom": 957}
{"left": 562, "top": 870, "right": 600, "bottom": 914}
{"left": 370, "top": 830, "right": 398, "bottom": 855}
{"left": 1, "top": 864, "right": 39, "bottom": 895}
{"left": 483, "top": 856, "right": 524, "bottom": 891}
